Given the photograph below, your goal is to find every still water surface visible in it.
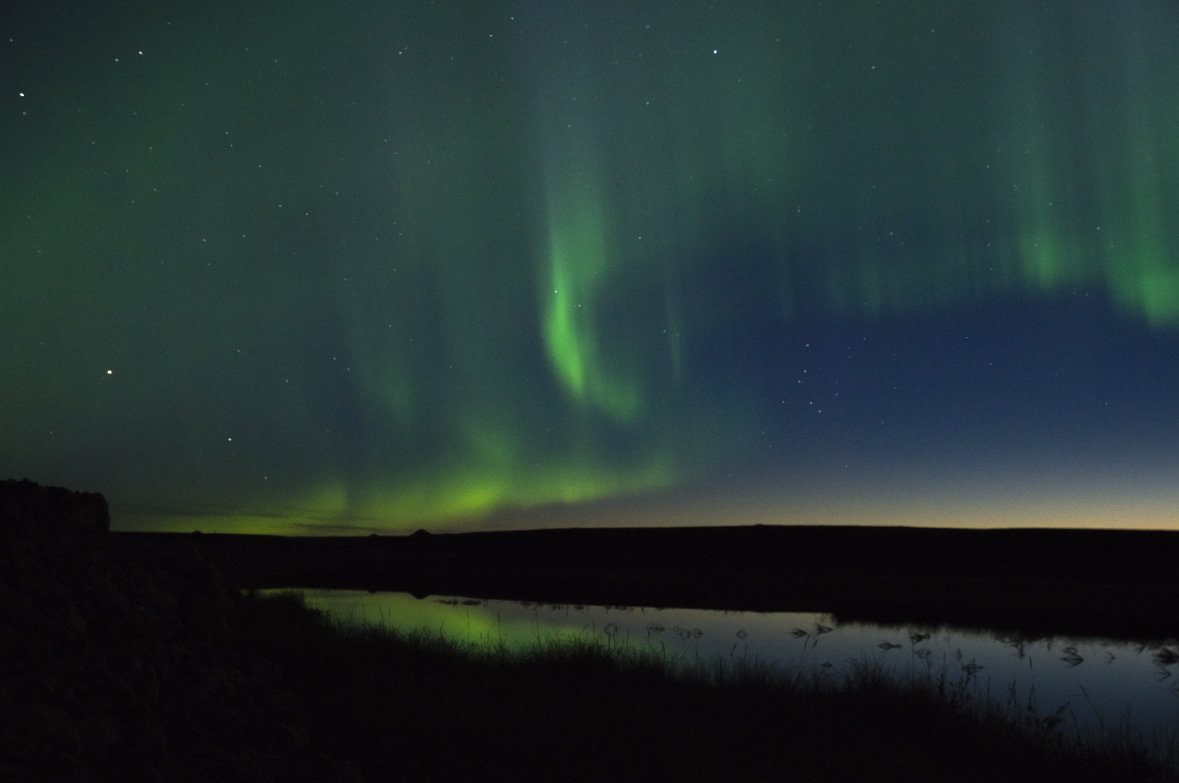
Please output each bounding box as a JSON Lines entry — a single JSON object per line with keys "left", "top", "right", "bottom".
{"left": 285, "top": 589, "right": 1179, "bottom": 752}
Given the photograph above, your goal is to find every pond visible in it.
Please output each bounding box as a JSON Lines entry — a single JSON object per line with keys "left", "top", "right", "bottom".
{"left": 277, "top": 589, "right": 1179, "bottom": 755}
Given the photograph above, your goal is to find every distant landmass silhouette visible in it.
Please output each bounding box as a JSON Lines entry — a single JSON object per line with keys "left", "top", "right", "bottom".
{"left": 0, "top": 477, "right": 109, "bottom": 539}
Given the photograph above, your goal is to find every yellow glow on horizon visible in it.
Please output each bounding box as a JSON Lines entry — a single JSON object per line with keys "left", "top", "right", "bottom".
{"left": 112, "top": 483, "right": 1179, "bottom": 536}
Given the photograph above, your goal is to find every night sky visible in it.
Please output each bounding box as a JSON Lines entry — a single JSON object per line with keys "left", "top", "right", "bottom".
{"left": 5, "top": 2, "right": 1179, "bottom": 534}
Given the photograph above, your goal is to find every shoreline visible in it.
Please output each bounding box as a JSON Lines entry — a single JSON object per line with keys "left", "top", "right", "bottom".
{"left": 111, "top": 524, "right": 1179, "bottom": 642}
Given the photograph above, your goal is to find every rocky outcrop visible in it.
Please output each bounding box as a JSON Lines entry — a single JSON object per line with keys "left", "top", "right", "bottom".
{"left": 0, "top": 478, "right": 110, "bottom": 539}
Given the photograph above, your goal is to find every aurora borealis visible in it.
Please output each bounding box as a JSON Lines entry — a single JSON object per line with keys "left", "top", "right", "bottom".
{"left": 4, "top": 2, "right": 1179, "bottom": 533}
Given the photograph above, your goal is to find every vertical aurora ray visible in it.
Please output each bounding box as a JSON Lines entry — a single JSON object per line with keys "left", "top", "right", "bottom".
{"left": 527, "top": 10, "right": 654, "bottom": 426}
{"left": 540, "top": 173, "right": 643, "bottom": 423}
{"left": 991, "top": 5, "right": 1106, "bottom": 297}
{"left": 987, "top": 2, "right": 1179, "bottom": 324}
{"left": 1103, "top": 5, "right": 1179, "bottom": 325}
{"left": 528, "top": 3, "right": 813, "bottom": 419}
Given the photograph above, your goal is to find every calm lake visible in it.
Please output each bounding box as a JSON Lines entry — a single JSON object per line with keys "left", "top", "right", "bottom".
{"left": 278, "top": 589, "right": 1179, "bottom": 754}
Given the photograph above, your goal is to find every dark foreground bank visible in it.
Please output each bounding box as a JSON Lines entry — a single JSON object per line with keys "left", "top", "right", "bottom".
{"left": 3, "top": 528, "right": 1175, "bottom": 782}
{"left": 119, "top": 524, "right": 1179, "bottom": 641}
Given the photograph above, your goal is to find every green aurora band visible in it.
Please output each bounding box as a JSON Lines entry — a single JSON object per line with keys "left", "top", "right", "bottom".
{"left": 3, "top": 2, "right": 1178, "bottom": 532}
